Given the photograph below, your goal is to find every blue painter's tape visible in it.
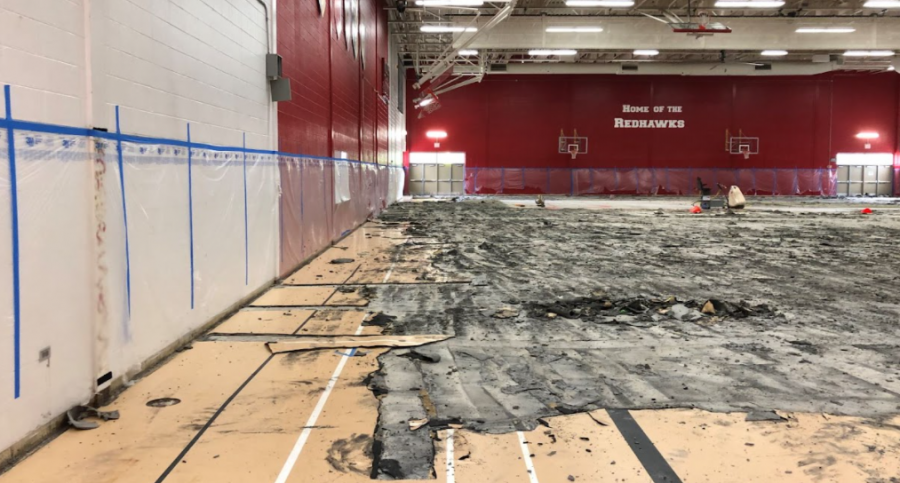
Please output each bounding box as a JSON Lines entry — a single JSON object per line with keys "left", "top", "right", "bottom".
{"left": 0, "top": 117, "right": 408, "bottom": 170}
{"left": 187, "top": 124, "right": 195, "bottom": 309}
{"left": 5, "top": 86, "right": 22, "bottom": 399}
{"left": 242, "top": 133, "right": 249, "bottom": 286}
{"left": 115, "top": 107, "right": 132, "bottom": 331}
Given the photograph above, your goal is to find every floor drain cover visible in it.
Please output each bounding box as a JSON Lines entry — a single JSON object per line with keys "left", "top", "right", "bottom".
{"left": 146, "top": 398, "right": 181, "bottom": 408}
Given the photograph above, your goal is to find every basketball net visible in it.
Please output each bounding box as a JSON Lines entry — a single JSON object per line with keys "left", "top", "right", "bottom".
{"left": 568, "top": 146, "right": 580, "bottom": 160}
{"left": 417, "top": 88, "right": 442, "bottom": 119}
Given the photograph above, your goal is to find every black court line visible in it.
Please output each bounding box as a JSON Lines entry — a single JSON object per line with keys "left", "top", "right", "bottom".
{"left": 281, "top": 280, "right": 472, "bottom": 287}
{"left": 242, "top": 305, "right": 368, "bottom": 311}
{"left": 292, "top": 309, "right": 318, "bottom": 335}
{"left": 321, "top": 265, "right": 362, "bottom": 305}
{"left": 607, "top": 409, "right": 683, "bottom": 483}
{"left": 156, "top": 267, "right": 365, "bottom": 481}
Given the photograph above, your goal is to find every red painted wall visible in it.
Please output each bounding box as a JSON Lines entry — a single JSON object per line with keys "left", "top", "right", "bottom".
{"left": 407, "top": 72, "right": 900, "bottom": 171}
{"left": 277, "top": 0, "right": 390, "bottom": 160}
{"left": 276, "top": 0, "right": 392, "bottom": 274}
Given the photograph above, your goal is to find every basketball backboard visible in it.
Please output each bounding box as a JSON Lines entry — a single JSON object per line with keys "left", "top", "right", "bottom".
{"left": 727, "top": 136, "right": 759, "bottom": 158}
{"left": 558, "top": 135, "right": 588, "bottom": 159}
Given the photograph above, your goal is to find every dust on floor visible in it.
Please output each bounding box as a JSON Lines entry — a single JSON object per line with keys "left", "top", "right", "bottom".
{"left": 365, "top": 197, "right": 900, "bottom": 478}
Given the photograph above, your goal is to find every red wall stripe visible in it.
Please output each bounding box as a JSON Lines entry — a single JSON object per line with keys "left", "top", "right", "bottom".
{"left": 407, "top": 72, "right": 900, "bottom": 171}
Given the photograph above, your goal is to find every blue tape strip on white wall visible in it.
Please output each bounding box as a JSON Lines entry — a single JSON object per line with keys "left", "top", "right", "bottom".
{"left": 115, "top": 107, "right": 133, "bottom": 335}
{"left": 242, "top": 133, "right": 249, "bottom": 286}
{"left": 187, "top": 124, "right": 195, "bottom": 309}
{"left": 0, "top": 85, "right": 404, "bottom": 398}
{"left": 5, "top": 86, "right": 22, "bottom": 399}
{"left": 0, "top": 117, "right": 407, "bottom": 169}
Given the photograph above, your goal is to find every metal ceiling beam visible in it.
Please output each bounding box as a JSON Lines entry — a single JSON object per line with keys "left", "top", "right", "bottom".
{"left": 461, "top": 16, "right": 900, "bottom": 50}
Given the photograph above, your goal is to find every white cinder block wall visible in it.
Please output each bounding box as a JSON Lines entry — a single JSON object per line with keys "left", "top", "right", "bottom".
{"left": 388, "top": 36, "right": 406, "bottom": 167}
{"left": 387, "top": 36, "right": 406, "bottom": 200}
{"left": 0, "top": 0, "right": 89, "bottom": 126}
{"left": 90, "top": 0, "right": 273, "bottom": 149}
{"left": 0, "top": 0, "right": 277, "bottom": 457}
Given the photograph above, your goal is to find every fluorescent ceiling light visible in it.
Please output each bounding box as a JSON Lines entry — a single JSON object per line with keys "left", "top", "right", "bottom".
{"left": 420, "top": 25, "right": 477, "bottom": 32}
{"left": 426, "top": 130, "right": 448, "bottom": 139}
{"left": 529, "top": 49, "right": 578, "bottom": 56}
{"left": 458, "top": 49, "right": 478, "bottom": 55}
{"left": 844, "top": 50, "right": 895, "bottom": 57}
{"left": 863, "top": 0, "right": 900, "bottom": 7}
{"left": 633, "top": 49, "right": 659, "bottom": 56}
{"left": 761, "top": 50, "right": 788, "bottom": 56}
{"left": 855, "top": 132, "right": 879, "bottom": 139}
{"left": 565, "top": 0, "right": 634, "bottom": 6}
{"left": 418, "top": 98, "right": 434, "bottom": 107}
{"left": 715, "top": 0, "right": 784, "bottom": 6}
{"left": 795, "top": 27, "right": 855, "bottom": 33}
{"left": 546, "top": 27, "right": 604, "bottom": 32}
{"left": 416, "top": 0, "right": 484, "bottom": 4}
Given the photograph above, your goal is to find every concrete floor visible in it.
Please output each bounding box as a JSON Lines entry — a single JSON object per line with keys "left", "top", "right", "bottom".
{"left": 2, "top": 197, "right": 900, "bottom": 482}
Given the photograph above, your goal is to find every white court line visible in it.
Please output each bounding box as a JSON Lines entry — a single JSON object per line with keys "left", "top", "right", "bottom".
{"left": 517, "top": 431, "right": 541, "bottom": 483}
{"left": 274, "top": 321, "right": 365, "bottom": 483}
{"left": 382, "top": 238, "right": 409, "bottom": 283}
{"left": 446, "top": 429, "right": 456, "bottom": 483}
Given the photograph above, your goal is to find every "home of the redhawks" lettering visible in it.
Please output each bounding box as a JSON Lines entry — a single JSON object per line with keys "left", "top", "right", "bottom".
{"left": 614, "top": 119, "right": 685, "bottom": 128}
{"left": 615, "top": 104, "right": 685, "bottom": 128}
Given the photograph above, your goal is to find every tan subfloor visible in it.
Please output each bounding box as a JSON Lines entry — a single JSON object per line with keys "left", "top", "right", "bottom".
{"left": 3, "top": 220, "right": 899, "bottom": 483}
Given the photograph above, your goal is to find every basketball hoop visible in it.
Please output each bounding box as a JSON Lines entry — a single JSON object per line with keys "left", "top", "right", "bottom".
{"left": 670, "top": 13, "right": 732, "bottom": 36}
{"left": 559, "top": 129, "right": 588, "bottom": 159}
{"left": 726, "top": 129, "right": 759, "bottom": 159}
{"left": 416, "top": 88, "right": 442, "bottom": 119}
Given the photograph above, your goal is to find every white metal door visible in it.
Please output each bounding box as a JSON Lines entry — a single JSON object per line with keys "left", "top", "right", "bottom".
{"left": 408, "top": 152, "right": 465, "bottom": 196}
{"left": 835, "top": 153, "right": 894, "bottom": 196}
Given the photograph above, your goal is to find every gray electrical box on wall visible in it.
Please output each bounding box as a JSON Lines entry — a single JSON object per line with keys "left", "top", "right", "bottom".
{"left": 270, "top": 78, "right": 292, "bottom": 102}
{"left": 266, "top": 53, "right": 283, "bottom": 79}
{"left": 266, "top": 53, "right": 290, "bottom": 102}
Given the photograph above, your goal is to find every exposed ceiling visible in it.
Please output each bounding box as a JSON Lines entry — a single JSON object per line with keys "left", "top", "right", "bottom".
{"left": 388, "top": 0, "right": 900, "bottom": 75}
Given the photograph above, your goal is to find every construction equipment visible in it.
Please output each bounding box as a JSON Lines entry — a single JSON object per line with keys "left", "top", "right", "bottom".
{"left": 721, "top": 184, "right": 746, "bottom": 209}
{"left": 697, "top": 178, "right": 724, "bottom": 210}
{"left": 696, "top": 179, "right": 747, "bottom": 211}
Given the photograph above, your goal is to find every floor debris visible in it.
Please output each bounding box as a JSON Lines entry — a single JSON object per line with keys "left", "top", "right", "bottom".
{"left": 492, "top": 307, "right": 520, "bottom": 319}
{"left": 408, "top": 418, "right": 429, "bottom": 431}
{"left": 395, "top": 348, "right": 441, "bottom": 363}
{"left": 267, "top": 334, "right": 452, "bottom": 354}
{"left": 745, "top": 410, "right": 787, "bottom": 422}
{"left": 66, "top": 406, "right": 120, "bottom": 430}
{"left": 362, "top": 199, "right": 900, "bottom": 477}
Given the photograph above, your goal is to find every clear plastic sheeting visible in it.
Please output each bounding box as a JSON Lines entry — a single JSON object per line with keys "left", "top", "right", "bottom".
{"left": 0, "top": 115, "right": 406, "bottom": 454}
{"left": 334, "top": 162, "right": 352, "bottom": 204}
{"left": 0, "top": 131, "right": 94, "bottom": 454}
{"left": 0, "top": 128, "right": 11, "bottom": 426}
{"left": 389, "top": 166, "right": 405, "bottom": 202}
{"left": 464, "top": 167, "right": 842, "bottom": 196}
{"left": 278, "top": 157, "right": 403, "bottom": 276}
{"left": 94, "top": 138, "right": 282, "bottom": 393}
